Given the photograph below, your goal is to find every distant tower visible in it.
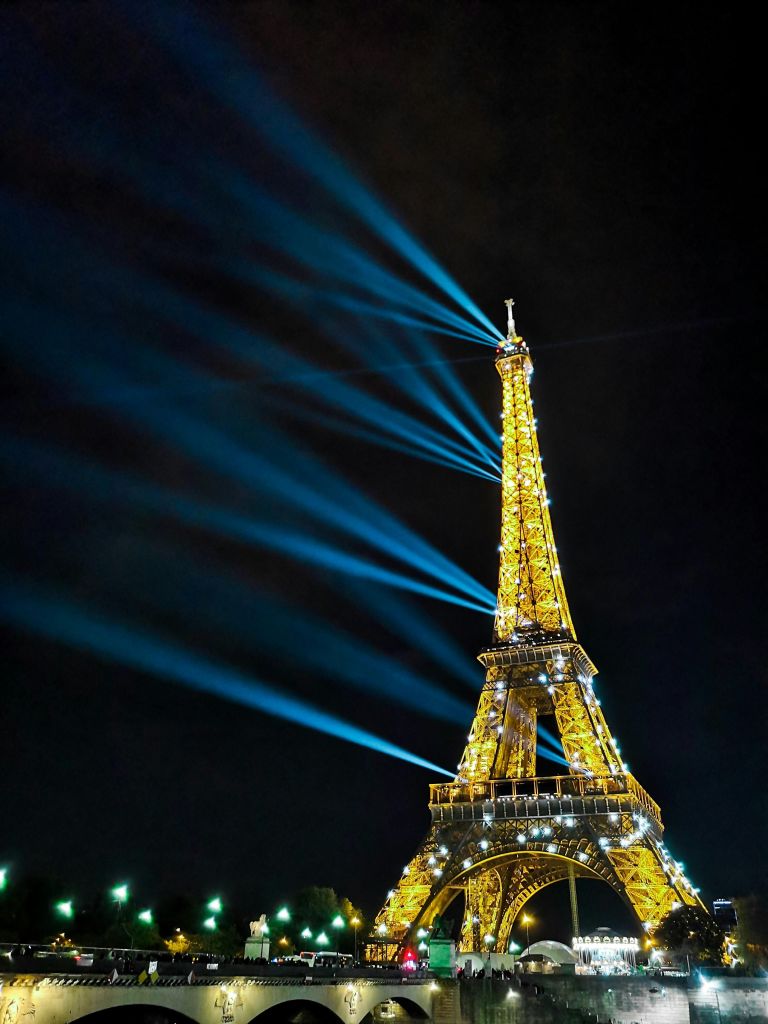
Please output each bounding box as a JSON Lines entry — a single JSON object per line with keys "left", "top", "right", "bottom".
{"left": 368, "top": 303, "right": 706, "bottom": 959}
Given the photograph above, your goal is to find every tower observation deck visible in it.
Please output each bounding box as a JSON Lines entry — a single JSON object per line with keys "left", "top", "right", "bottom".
{"left": 368, "top": 301, "right": 706, "bottom": 960}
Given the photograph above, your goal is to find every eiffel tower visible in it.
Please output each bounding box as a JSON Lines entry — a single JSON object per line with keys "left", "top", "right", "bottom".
{"left": 370, "top": 301, "right": 706, "bottom": 959}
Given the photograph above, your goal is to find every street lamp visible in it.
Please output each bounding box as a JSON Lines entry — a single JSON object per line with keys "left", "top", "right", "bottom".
{"left": 138, "top": 909, "right": 153, "bottom": 925}
{"left": 207, "top": 897, "right": 222, "bottom": 914}
{"left": 203, "top": 916, "right": 217, "bottom": 931}
{"left": 301, "top": 927, "right": 312, "bottom": 940}
{"left": 0, "top": 868, "right": 7, "bottom": 891}
{"left": 522, "top": 914, "right": 533, "bottom": 952}
{"left": 112, "top": 884, "right": 129, "bottom": 904}
{"left": 317, "top": 931, "right": 329, "bottom": 947}
{"left": 351, "top": 916, "right": 361, "bottom": 963}
{"left": 277, "top": 906, "right": 291, "bottom": 922}
{"left": 56, "top": 900, "right": 74, "bottom": 919}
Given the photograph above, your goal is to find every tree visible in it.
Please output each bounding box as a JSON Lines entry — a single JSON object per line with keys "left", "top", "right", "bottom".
{"left": 733, "top": 895, "right": 768, "bottom": 971}
{"left": 654, "top": 905, "right": 725, "bottom": 964}
{"left": 270, "top": 886, "right": 364, "bottom": 954}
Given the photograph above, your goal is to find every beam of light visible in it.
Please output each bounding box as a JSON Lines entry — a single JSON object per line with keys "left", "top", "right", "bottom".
{"left": 134, "top": 404, "right": 497, "bottom": 610}
{"left": 300, "top": 315, "right": 501, "bottom": 470}
{"left": 343, "top": 582, "right": 481, "bottom": 691}
{"left": 124, "top": 541, "right": 475, "bottom": 725}
{"left": 262, "top": 394, "right": 501, "bottom": 484}
{"left": 211, "top": 171, "right": 495, "bottom": 347}
{"left": 0, "top": 579, "right": 455, "bottom": 778}
{"left": 536, "top": 723, "right": 592, "bottom": 775}
{"left": 0, "top": 192, "right": 498, "bottom": 481}
{"left": 537, "top": 721, "right": 566, "bottom": 752}
{"left": 503, "top": 715, "right": 579, "bottom": 773}
{"left": 230, "top": 259, "right": 497, "bottom": 347}
{"left": 536, "top": 747, "right": 574, "bottom": 770}
{"left": 129, "top": 2, "right": 503, "bottom": 344}
{"left": 0, "top": 438, "right": 495, "bottom": 619}
{"left": 128, "top": 280, "right": 500, "bottom": 479}
{"left": 0, "top": 279, "right": 495, "bottom": 612}
{"left": 401, "top": 327, "right": 502, "bottom": 452}
{"left": 0, "top": 31, "right": 497, "bottom": 351}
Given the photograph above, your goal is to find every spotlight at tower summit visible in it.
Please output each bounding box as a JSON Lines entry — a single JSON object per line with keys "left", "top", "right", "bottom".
{"left": 368, "top": 301, "right": 709, "bottom": 960}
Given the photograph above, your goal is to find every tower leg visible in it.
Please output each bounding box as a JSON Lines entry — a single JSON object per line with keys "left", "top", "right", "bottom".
{"left": 568, "top": 861, "right": 580, "bottom": 938}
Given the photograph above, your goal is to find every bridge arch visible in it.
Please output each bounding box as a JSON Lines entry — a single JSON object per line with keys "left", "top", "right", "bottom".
{"left": 72, "top": 1007, "right": 200, "bottom": 1024}
{"left": 359, "top": 995, "right": 430, "bottom": 1022}
{"left": 248, "top": 999, "right": 343, "bottom": 1023}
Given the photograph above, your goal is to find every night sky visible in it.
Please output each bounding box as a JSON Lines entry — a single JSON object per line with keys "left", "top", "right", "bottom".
{"left": 1, "top": 2, "right": 766, "bottom": 944}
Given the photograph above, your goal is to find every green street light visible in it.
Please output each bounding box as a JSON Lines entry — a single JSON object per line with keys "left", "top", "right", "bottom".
{"left": 301, "top": 927, "right": 312, "bottom": 940}
{"left": 508, "top": 940, "right": 521, "bottom": 954}
{"left": 207, "top": 897, "right": 222, "bottom": 913}
{"left": 316, "top": 931, "right": 329, "bottom": 946}
{"left": 331, "top": 915, "right": 345, "bottom": 929}
{"left": 277, "top": 906, "right": 291, "bottom": 922}
{"left": 112, "top": 884, "right": 129, "bottom": 903}
{"left": 203, "top": 916, "right": 217, "bottom": 931}
{"left": 0, "top": 868, "right": 7, "bottom": 891}
{"left": 138, "top": 909, "right": 153, "bottom": 925}
{"left": 56, "top": 900, "right": 74, "bottom": 919}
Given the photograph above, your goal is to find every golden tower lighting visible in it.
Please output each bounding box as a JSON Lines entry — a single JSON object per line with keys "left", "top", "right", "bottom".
{"left": 368, "top": 300, "right": 706, "bottom": 960}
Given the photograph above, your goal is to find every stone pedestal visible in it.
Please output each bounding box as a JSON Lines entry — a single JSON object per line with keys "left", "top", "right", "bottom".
{"left": 244, "top": 936, "right": 270, "bottom": 961}
{"left": 429, "top": 937, "right": 456, "bottom": 978}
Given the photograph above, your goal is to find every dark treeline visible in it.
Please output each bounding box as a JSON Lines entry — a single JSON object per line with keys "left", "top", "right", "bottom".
{"left": 0, "top": 875, "right": 362, "bottom": 958}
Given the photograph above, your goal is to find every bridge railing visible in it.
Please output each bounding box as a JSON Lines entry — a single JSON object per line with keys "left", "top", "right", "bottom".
{"left": 0, "top": 962, "right": 429, "bottom": 984}
{"left": 430, "top": 773, "right": 660, "bottom": 822}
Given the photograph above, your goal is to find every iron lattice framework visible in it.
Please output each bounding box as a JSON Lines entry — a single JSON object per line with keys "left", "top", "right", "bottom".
{"left": 368, "top": 304, "right": 705, "bottom": 960}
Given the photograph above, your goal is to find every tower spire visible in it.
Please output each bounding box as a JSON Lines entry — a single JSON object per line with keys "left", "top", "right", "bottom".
{"left": 494, "top": 301, "right": 574, "bottom": 644}
{"left": 505, "top": 297, "right": 517, "bottom": 340}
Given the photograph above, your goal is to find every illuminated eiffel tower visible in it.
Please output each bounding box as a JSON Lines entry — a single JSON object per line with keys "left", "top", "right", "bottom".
{"left": 370, "top": 301, "right": 706, "bottom": 959}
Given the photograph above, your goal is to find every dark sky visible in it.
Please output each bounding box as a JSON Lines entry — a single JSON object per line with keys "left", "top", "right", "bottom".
{"left": 1, "top": 2, "right": 766, "bottom": 943}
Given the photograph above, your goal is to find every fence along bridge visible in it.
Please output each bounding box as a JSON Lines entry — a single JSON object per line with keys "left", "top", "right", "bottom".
{"left": 0, "top": 969, "right": 433, "bottom": 1024}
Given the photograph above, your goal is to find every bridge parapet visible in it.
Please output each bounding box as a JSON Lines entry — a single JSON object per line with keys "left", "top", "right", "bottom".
{"left": 0, "top": 971, "right": 434, "bottom": 1024}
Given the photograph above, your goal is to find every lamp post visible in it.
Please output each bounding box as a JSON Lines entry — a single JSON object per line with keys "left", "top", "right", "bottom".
{"left": 351, "top": 916, "right": 360, "bottom": 963}
{"left": 508, "top": 939, "right": 520, "bottom": 970}
{"left": 331, "top": 914, "right": 344, "bottom": 955}
{"left": 522, "top": 914, "right": 533, "bottom": 953}
{"left": 112, "top": 883, "right": 132, "bottom": 949}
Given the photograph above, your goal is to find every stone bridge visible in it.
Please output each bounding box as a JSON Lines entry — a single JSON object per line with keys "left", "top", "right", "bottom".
{"left": 0, "top": 972, "right": 433, "bottom": 1024}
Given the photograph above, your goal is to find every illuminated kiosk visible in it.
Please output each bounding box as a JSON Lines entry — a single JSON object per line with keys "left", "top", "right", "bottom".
{"left": 573, "top": 928, "right": 640, "bottom": 974}
{"left": 367, "top": 300, "right": 708, "bottom": 962}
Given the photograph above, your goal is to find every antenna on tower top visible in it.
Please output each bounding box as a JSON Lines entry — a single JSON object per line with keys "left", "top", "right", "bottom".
{"left": 504, "top": 298, "right": 516, "bottom": 340}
